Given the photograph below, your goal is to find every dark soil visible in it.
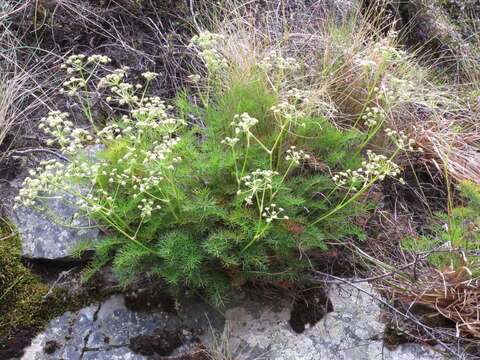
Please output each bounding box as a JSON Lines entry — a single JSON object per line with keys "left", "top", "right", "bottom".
{"left": 124, "top": 284, "right": 177, "bottom": 314}
{"left": 307, "top": 246, "right": 358, "bottom": 278}
{"left": 383, "top": 163, "right": 450, "bottom": 232}
{"left": 0, "top": 328, "right": 37, "bottom": 359}
{"left": 43, "top": 339, "right": 61, "bottom": 354}
{"left": 22, "top": 258, "right": 85, "bottom": 283}
{"left": 129, "top": 329, "right": 183, "bottom": 356}
{"left": 289, "top": 285, "right": 333, "bottom": 333}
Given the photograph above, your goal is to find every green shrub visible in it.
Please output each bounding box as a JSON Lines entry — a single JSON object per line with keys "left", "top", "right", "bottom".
{"left": 16, "top": 34, "right": 416, "bottom": 304}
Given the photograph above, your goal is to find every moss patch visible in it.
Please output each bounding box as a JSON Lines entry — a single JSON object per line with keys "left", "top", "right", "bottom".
{"left": 0, "top": 220, "right": 113, "bottom": 358}
{"left": 0, "top": 221, "right": 49, "bottom": 338}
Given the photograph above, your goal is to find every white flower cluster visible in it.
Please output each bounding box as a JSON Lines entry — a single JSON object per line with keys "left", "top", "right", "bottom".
{"left": 140, "top": 138, "right": 182, "bottom": 167}
{"left": 61, "top": 77, "right": 87, "bottom": 96}
{"left": 189, "top": 31, "right": 227, "bottom": 72}
{"left": 98, "top": 68, "right": 127, "bottom": 89}
{"left": 110, "top": 81, "right": 139, "bottom": 105}
{"left": 138, "top": 198, "right": 161, "bottom": 218}
{"left": 95, "top": 99, "right": 184, "bottom": 146}
{"left": 189, "top": 31, "right": 224, "bottom": 49}
{"left": 97, "top": 67, "right": 144, "bottom": 105}
{"left": 61, "top": 54, "right": 87, "bottom": 73}
{"left": 15, "top": 155, "right": 108, "bottom": 216}
{"left": 39, "top": 111, "right": 93, "bottom": 152}
{"left": 199, "top": 49, "right": 228, "bottom": 72}
{"left": 132, "top": 97, "right": 185, "bottom": 134}
{"left": 16, "top": 60, "right": 187, "bottom": 223}
{"left": 86, "top": 54, "right": 111, "bottom": 64}
{"left": 231, "top": 113, "right": 258, "bottom": 135}
{"left": 361, "top": 106, "right": 385, "bottom": 127}
{"left": 16, "top": 130, "right": 180, "bottom": 217}
{"left": 285, "top": 146, "right": 311, "bottom": 165}
{"left": 332, "top": 150, "right": 402, "bottom": 190}
{"left": 141, "top": 72, "right": 158, "bottom": 81}
{"left": 221, "top": 137, "right": 240, "bottom": 147}
{"left": 237, "top": 169, "right": 279, "bottom": 205}
{"left": 262, "top": 203, "right": 289, "bottom": 223}
{"left": 385, "top": 128, "right": 421, "bottom": 152}
{"left": 15, "top": 160, "right": 67, "bottom": 207}
{"left": 270, "top": 101, "right": 305, "bottom": 121}
{"left": 258, "top": 51, "right": 300, "bottom": 72}
{"left": 61, "top": 54, "right": 111, "bottom": 74}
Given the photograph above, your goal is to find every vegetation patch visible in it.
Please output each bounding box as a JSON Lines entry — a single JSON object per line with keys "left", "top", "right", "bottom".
{"left": 2, "top": 0, "right": 480, "bottom": 358}
{"left": 0, "top": 220, "right": 49, "bottom": 357}
{"left": 392, "top": 182, "right": 480, "bottom": 337}
{"left": 0, "top": 219, "right": 113, "bottom": 358}
{"left": 15, "top": 39, "right": 422, "bottom": 304}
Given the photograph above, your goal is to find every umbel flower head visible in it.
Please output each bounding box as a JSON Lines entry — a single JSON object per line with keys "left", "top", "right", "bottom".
{"left": 237, "top": 169, "right": 279, "bottom": 205}
{"left": 285, "top": 146, "right": 311, "bottom": 165}
{"left": 262, "top": 203, "right": 289, "bottom": 222}
{"left": 332, "top": 150, "right": 403, "bottom": 191}
{"left": 189, "top": 31, "right": 227, "bottom": 72}
{"left": 231, "top": 113, "right": 258, "bottom": 135}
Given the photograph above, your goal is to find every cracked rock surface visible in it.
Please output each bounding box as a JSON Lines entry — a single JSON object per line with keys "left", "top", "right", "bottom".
{"left": 21, "top": 283, "right": 445, "bottom": 360}
{"left": 223, "top": 283, "right": 445, "bottom": 360}
{"left": 21, "top": 294, "right": 222, "bottom": 360}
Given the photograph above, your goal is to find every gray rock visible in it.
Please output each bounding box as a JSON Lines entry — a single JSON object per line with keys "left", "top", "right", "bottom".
{"left": 21, "top": 283, "right": 446, "bottom": 360}
{"left": 3, "top": 150, "right": 101, "bottom": 260}
{"left": 22, "top": 293, "right": 222, "bottom": 360}
{"left": 223, "top": 283, "right": 446, "bottom": 360}
{"left": 11, "top": 191, "right": 100, "bottom": 260}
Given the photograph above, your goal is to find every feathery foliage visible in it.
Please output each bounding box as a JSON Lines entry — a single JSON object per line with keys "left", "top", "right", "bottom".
{"left": 16, "top": 32, "right": 417, "bottom": 304}
{"left": 403, "top": 182, "right": 480, "bottom": 275}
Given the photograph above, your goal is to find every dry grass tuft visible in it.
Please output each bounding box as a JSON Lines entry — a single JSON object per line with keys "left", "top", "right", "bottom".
{"left": 202, "top": 1, "right": 402, "bottom": 117}
{"left": 389, "top": 252, "right": 480, "bottom": 339}
{"left": 413, "top": 118, "right": 480, "bottom": 186}
{"left": 0, "top": 70, "right": 20, "bottom": 154}
{"left": 0, "top": 53, "right": 57, "bottom": 163}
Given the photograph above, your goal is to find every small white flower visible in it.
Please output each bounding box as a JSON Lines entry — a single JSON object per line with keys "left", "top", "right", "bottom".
{"left": 142, "top": 72, "right": 159, "bottom": 81}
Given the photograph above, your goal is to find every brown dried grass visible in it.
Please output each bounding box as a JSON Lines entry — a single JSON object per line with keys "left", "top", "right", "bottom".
{"left": 0, "top": 4, "right": 61, "bottom": 162}
{"left": 413, "top": 118, "right": 480, "bottom": 186}
{"left": 389, "top": 252, "right": 480, "bottom": 338}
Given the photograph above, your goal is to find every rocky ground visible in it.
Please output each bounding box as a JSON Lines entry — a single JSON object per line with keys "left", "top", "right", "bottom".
{"left": 1, "top": 0, "right": 480, "bottom": 359}
{"left": 20, "top": 283, "right": 445, "bottom": 360}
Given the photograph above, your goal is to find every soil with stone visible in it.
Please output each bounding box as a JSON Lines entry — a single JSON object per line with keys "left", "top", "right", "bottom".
{"left": 1, "top": 0, "right": 478, "bottom": 359}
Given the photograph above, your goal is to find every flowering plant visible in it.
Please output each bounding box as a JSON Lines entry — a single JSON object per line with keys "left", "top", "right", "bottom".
{"left": 16, "top": 41, "right": 418, "bottom": 303}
